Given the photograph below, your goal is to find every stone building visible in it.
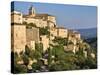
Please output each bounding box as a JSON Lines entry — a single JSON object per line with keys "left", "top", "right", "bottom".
{"left": 26, "top": 27, "right": 40, "bottom": 50}
{"left": 34, "top": 14, "right": 56, "bottom": 25}
{"left": 68, "top": 30, "right": 81, "bottom": 45}
{"left": 49, "top": 26, "right": 68, "bottom": 40}
{"left": 57, "top": 27, "right": 68, "bottom": 38}
{"left": 64, "top": 45, "right": 79, "bottom": 53}
{"left": 11, "top": 5, "right": 82, "bottom": 54}
{"left": 40, "top": 35, "right": 49, "bottom": 52}
{"left": 49, "top": 27, "right": 58, "bottom": 40}
{"left": 23, "top": 17, "right": 48, "bottom": 28}
{"left": 11, "top": 11, "right": 23, "bottom": 24}
{"left": 11, "top": 24, "right": 26, "bottom": 54}
{"left": 22, "top": 6, "right": 56, "bottom": 28}
{"left": 74, "top": 31, "right": 81, "bottom": 40}
{"left": 63, "top": 30, "right": 81, "bottom": 53}
{"left": 29, "top": 5, "right": 36, "bottom": 17}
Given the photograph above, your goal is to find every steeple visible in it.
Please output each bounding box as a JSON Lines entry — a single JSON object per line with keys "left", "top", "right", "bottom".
{"left": 29, "top": 5, "right": 36, "bottom": 16}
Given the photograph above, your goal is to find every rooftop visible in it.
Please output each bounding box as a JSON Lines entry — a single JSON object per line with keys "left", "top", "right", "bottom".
{"left": 11, "top": 11, "right": 22, "bottom": 15}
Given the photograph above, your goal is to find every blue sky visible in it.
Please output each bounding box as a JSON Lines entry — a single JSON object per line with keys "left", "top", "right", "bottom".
{"left": 11, "top": 1, "right": 97, "bottom": 29}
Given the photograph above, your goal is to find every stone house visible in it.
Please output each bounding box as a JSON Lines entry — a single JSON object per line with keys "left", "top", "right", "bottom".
{"left": 11, "top": 5, "right": 82, "bottom": 54}
{"left": 11, "top": 24, "right": 26, "bottom": 54}
{"left": 40, "top": 35, "right": 49, "bottom": 52}
{"left": 26, "top": 27, "right": 40, "bottom": 50}
{"left": 68, "top": 30, "right": 81, "bottom": 45}
{"left": 23, "top": 6, "right": 56, "bottom": 28}
{"left": 11, "top": 11, "right": 23, "bottom": 24}
{"left": 57, "top": 27, "right": 68, "bottom": 38}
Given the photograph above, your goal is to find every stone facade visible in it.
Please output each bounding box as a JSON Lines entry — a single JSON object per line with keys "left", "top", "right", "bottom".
{"left": 11, "top": 24, "right": 26, "bottom": 53}
{"left": 68, "top": 30, "right": 81, "bottom": 45}
{"left": 57, "top": 27, "right": 68, "bottom": 38}
{"left": 11, "top": 5, "right": 81, "bottom": 54}
{"left": 64, "top": 44, "right": 79, "bottom": 53}
{"left": 48, "top": 16, "right": 56, "bottom": 25}
{"left": 49, "top": 27, "right": 58, "bottom": 40}
{"left": 26, "top": 27, "right": 39, "bottom": 43}
{"left": 22, "top": 6, "right": 56, "bottom": 28}
{"left": 40, "top": 35, "right": 49, "bottom": 52}
{"left": 26, "top": 27, "right": 39, "bottom": 50}
{"left": 23, "top": 17, "right": 48, "bottom": 28}
{"left": 11, "top": 11, "right": 23, "bottom": 24}
{"left": 50, "top": 27, "right": 69, "bottom": 40}
{"left": 50, "top": 27, "right": 57, "bottom": 37}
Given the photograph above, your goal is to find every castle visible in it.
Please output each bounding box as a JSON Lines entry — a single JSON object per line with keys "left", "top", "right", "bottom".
{"left": 11, "top": 5, "right": 81, "bottom": 54}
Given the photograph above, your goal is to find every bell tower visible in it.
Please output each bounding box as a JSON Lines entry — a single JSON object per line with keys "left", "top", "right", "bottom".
{"left": 29, "top": 5, "right": 36, "bottom": 16}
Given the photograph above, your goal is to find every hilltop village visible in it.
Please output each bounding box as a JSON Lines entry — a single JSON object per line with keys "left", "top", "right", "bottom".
{"left": 11, "top": 5, "right": 96, "bottom": 73}
{"left": 11, "top": 6, "right": 81, "bottom": 53}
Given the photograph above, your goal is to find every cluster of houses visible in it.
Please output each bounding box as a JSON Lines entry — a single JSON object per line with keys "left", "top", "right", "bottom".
{"left": 11, "top": 5, "right": 96, "bottom": 71}
{"left": 11, "top": 5, "right": 81, "bottom": 54}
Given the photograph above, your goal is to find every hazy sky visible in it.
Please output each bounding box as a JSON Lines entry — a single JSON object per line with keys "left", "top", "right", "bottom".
{"left": 11, "top": 1, "right": 97, "bottom": 29}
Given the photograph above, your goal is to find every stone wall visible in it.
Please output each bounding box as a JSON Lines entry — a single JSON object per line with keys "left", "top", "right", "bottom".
{"left": 11, "top": 24, "right": 26, "bottom": 53}
{"left": 11, "top": 11, "right": 23, "bottom": 24}
{"left": 26, "top": 27, "right": 40, "bottom": 49}
{"left": 23, "top": 17, "right": 48, "bottom": 28}
{"left": 40, "top": 35, "right": 49, "bottom": 52}
{"left": 48, "top": 16, "right": 56, "bottom": 25}
{"left": 57, "top": 27, "right": 68, "bottom": 38}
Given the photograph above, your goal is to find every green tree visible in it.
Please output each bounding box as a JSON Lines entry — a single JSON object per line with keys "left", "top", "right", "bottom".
{"left": 49, "top": 54, "right": 78, "bottom": 71}
{"left": 32, "top": 63, "right": 40, "bottom": 72}
{"left": 12, "top": 52, "right": 28, "bottom": 73}
{"left": 25, "top": 45, "right": 35, "bottom": 60}
{"left": 49, "top": 44, "right": 78, "bottom": 71}
{"left": 14, "top": 64, "right": 27, "bottom": 73}
{"left": 48, "top": 48, "right": 52, "bottom": 67}
{"left": 23, "top": 21, "right": 27, "bottom": 25}
{"left": 28, "top": 23, "right": 36, "bottom": 27}
{"left": 22, "top": 54, "right": 29, "bottom": 67}
{"left": 53, "top": 37, "right": 68, "bottom": 45}
{"left": 39, "top": 27, "right": 50, "bottom": 35}
{"left": 25, "top": 45, "right": 30, "bottom": 56}
{"left": 34, "top": 43, "right": 43, "bottom": 60}
{"left": 84, "top": 54, "right": 97, "bottom": 69}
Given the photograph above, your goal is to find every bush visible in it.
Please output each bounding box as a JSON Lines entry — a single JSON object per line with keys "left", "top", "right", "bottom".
{"left": 32, "top": 63, "right": 40, "bottom": 72}
{"left": 14, "top": 64, "right": 27, "bottom": 73}
{"left": 28, "top": 23, "right": 36, "bottom": 27}
{"left": 39, "top": 27, "right": 50, "bottom": 35}
{"left": 53, "top": 37, "right": 68, "bottom": 45}
{"left": 22, "top": 54, "right": 29, "bottom": 66}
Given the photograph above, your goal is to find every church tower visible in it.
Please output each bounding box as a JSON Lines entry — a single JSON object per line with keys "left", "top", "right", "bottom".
{"left": 29, "top": 5, "right": 36, "bottom": 17}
